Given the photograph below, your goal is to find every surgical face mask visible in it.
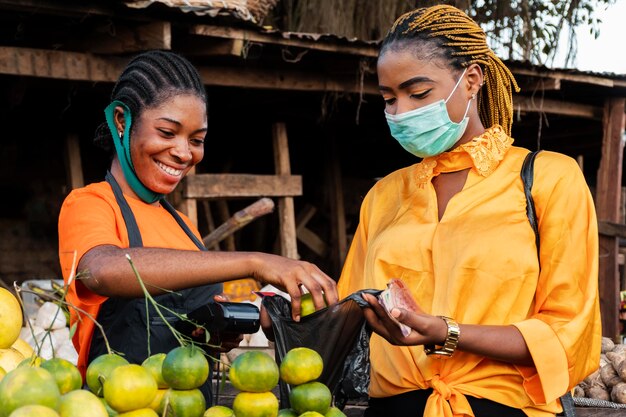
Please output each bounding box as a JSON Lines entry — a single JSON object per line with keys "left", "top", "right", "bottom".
{"left": 385, "top": 68, "right": 473, "bottom": 158}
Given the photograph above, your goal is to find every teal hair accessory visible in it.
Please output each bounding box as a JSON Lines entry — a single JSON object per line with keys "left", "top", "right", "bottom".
{"left": 104, "top": 101, "right": 163, "bottom": 203}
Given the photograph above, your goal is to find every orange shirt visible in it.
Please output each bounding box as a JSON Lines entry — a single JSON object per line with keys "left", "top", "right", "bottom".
{"left": 58, "top": 181, "right": 204, "bottom": 376}
{"left": 337, "top": 126, "right": 601, "bottom": 417}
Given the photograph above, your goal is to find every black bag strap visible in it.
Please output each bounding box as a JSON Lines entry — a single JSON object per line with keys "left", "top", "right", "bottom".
{"left": 520, "top": 152, "right": 577, "bottom": 417}
{"left": 521, "top": 151, "right": 540, "bottom": 257}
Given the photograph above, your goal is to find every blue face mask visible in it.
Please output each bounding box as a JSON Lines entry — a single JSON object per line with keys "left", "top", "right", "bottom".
{"left": 104, "top": 101, "right": 163, "bottom": 203}
{"left": 385, "top": 68, "right": 472, "bottom": 158}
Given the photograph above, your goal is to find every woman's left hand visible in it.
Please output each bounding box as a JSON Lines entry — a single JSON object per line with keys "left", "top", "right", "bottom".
{"left": 362, "top": 293, "right": 447, "bottom": 347}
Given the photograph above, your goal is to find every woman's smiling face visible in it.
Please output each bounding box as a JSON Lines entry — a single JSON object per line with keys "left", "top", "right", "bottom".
{"left": 128, "top": 93, "right": 207, "bottom": 196}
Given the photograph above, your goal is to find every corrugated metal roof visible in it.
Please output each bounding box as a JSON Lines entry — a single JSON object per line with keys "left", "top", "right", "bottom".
{"left": 123, "top": 0, "right": 279, "bottom": 24}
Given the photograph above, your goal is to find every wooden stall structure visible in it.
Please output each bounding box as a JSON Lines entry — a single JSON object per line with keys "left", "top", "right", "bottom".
{"left": 0, "top": 0, "right": 625, "bottom": 341}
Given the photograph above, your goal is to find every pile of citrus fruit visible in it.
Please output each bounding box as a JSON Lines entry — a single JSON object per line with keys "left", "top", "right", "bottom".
{"left": 208, "top": 347, "right": 346, "bottom": 417}
{"left": 1, "top": 287, "right": 348, "bottom": 417}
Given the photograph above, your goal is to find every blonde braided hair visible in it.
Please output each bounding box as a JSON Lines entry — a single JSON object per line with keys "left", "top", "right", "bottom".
{"left": 381, "top": 5, "right": 520, "bottom": 135}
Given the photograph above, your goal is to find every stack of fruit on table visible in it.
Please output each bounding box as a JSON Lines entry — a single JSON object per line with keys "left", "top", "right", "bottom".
{"left": 0, "top": 287, "right": 213, "bottom": 417}
{"left": 212, "top": 347, "right": 346, "bottom": 417}
{"left": 1, "top": 287, "right": 349, "bottom": 417}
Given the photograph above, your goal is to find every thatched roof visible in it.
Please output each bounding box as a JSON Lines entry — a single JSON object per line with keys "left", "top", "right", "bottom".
{"left": 123, "top": 0, "right": 279, "bottom": 24}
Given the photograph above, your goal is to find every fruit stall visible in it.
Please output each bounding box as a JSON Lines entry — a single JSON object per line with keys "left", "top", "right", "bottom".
{"left": 0, "top": 0, "right": 625, "bottom": 416}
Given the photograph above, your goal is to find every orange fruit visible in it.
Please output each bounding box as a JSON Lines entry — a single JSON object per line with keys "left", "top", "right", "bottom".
{"left": 147, "top": 388, "right": 167, "bottom": 413}
{"left": 86, "top": 353, "right": 129, "bottom": 397}
{"left": 288, "top": 381, "right": 331, "bottom": 415}
{"left": 0, "top": 288, "right": 22, "bottom": 349}
{"left": 299, "top": 413, "right": 324, "bottom": 417}
{"left": 99, "top": 397, "right": 119, "bottom": 417}
{"left": 40, "top": 357, "right": 83, "bottom": 394}
{"left": 161, "top": 345, "right": 209, "bottom": 390}
{"left": 299, "top": 293, "right": 326, "bottom": 318}
{"left": 0, "top": 348, "right": 25, "bottom": 373}
{"left": 279, "top": 347, "right": 323, "bottom": 386}
{"left": 232, "top": 391, "right": 279, "bottom": 417}
{"left": 0, "top": 366, "right": 6, "bottom": 381}
{"left": 141, "top": 353, "right": 167, "bottom": 389}
{"left": 277, "top": 409, "right": 297, "bottom": 417}
{"left": 116, "top": 409, "right": 158, "bottom": 417}
{"left": 59, "top": 389, "right": 108, "bottom": 417}
{"left": 204, "top": 405, "right": 235, "bottom": 417}
{"left": 0, "top": 366, "right": 61, "bottom": 417}
{"left": 229, "top": 351, "right": 279, "bottom": 392}
{"left": 160, "top": 388, "right": 205, "bottom": 417}
{"left": 103, "top": 364, "right": 157, "bottom": 413}
{"left": 10, "top": 338, "right": 34, "bottom": 359}
{"left": 325, "top": 407, "right": 347, "bottom": 417}
{"left": 18, "top": 355, "right": 43, "bottom": 367}
{"left": 7, "top": 405, "right": 60, "bottom": 417}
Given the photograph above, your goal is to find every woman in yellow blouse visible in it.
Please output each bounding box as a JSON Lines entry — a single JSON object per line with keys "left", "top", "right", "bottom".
{"left": 337, "top": 5, "right": 601, "bottom": 417}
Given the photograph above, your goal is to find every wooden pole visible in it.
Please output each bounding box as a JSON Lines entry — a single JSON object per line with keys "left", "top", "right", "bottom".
{"left": 64, "top": 133, "right": 84, "bottom": 190}
{"left": 272, "top": 123, "right": 299, "bottom": 259}
{"left": 596, "top": 97, "right": 625, "bottom": 342}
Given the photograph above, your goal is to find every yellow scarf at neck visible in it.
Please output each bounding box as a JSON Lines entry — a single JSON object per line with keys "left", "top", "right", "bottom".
{"left": 415, "top": 125, "right": 513, "bottom": 187}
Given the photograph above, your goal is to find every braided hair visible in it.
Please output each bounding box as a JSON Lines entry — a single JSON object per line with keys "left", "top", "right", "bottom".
{"left": 380, "top": 5, "right": 519, "bottom": 135}
{"left": 95, "top": 50, "right": 207, "bottom": 155}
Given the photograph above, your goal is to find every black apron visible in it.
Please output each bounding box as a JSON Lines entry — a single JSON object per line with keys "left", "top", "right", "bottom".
{"left": 88, "top": 172, "right": 222, "bottom": 402}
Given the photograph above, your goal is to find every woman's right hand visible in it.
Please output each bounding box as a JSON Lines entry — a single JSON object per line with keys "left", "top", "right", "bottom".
{"left": 250, "top": 253, "right": 337, "bottom": 322}
{"left": 362, "top": 293, "right": 447, "bottom": 347}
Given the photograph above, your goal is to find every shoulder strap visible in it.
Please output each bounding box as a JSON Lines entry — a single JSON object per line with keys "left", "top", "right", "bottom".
{"left": 106, "top": 171, "right": 143, "bottom": 248}
{"left": 161, "top": 199, "right": 207, "bottom": 251}
{"left": 520, "top": 152, "right": 577, "bottom": 417}
{"left": 521, "top": 151, "right": 541, "bottom": 256}
{"left": 105, "top": 171, "right": 206, "bottom": 251}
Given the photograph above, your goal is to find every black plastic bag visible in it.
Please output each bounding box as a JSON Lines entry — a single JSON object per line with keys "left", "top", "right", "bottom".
{"left": 261, "top": 289, "right": 381, "bottom": 409}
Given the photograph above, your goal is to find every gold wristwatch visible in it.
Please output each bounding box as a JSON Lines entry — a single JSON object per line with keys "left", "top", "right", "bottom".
{"left": 424, "top": 316, "right": 460, "bottom": 358}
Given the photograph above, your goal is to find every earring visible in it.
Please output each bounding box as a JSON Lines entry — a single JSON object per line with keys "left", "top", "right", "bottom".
{"left": 118, "top": 131, "right": 123, "bottom": 139}
{"left": 471, "top": 93, "right": 476, "bottom": 100}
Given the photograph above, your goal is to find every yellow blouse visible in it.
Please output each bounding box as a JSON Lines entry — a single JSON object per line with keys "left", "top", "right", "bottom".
{"left": 337, "top": 126, "right": 601, "bottom": 417}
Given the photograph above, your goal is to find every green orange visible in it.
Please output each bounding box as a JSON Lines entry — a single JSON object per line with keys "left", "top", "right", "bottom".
{"left": 99, "top": 397, "right": 119, "bottom": 417}
{"left": 7, "top": 405, "right": 60, "bottom": 417}
{"left": 232, "top": 391, "right": 279, "bottom": 417}
{"left": 59, "top": 389, "right": 108, "bottom": 417}
{"left": 299, "top": 293, "right": 326, "bottom": 318}
{"left": 0, "top": 366, "right": 61, "bottom": 417}
{"left": 277, "top": 409, "right": 297, "bottom": 417}
{"left": 161, "top": 345, "right": 209, "bottom": 390}
{"left": 17, "top": 355, "right": 43, "bottom": 367}
{"left": 325, "top": 407, "right": 347, "bottom": 417}
{"left": 160, "top": 388, "right": 206, "bottom": 417}
{"left": 116, "top": 410, "right": 158, "bottom": 417}
{"left": 86, "top": 353, "right": 129, "bottom": 397}
{"left": 41, "top": 357, "right": 83, "bottom": 394}
{"left": 299, "top": 413, "right": 325, "bottom": 417}
{"left": 279, "top": 347, "right": 323, "bottom": 386}
{"left": 147, "top": 388, "right": 167, "bottom": 413}
{"left": 203, "top": 405, "right": 235, "bottom": 417}
{"left": 103, "top": 364, "right": 157, "bottom": 413}
{"left": 141, "top": 353, "right": 167, "bottom": 389}
{"left": 229, "top": 350, "right": 279, "bottom": 392}
{"left": 288, "top": 381, "right": 331, "bottom": 415}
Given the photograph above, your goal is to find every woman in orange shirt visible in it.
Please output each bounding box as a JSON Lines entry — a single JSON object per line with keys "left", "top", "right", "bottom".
{"left": 57, "top": 50, "right": 337, "bottom": 400}
{"left": 337, "top": 5, "right": 600, "bottom": 417}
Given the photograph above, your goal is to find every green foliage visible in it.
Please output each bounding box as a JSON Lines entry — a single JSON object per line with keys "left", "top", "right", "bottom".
{"left": 265, "top": 0, "right": 617, "bottom": 66}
